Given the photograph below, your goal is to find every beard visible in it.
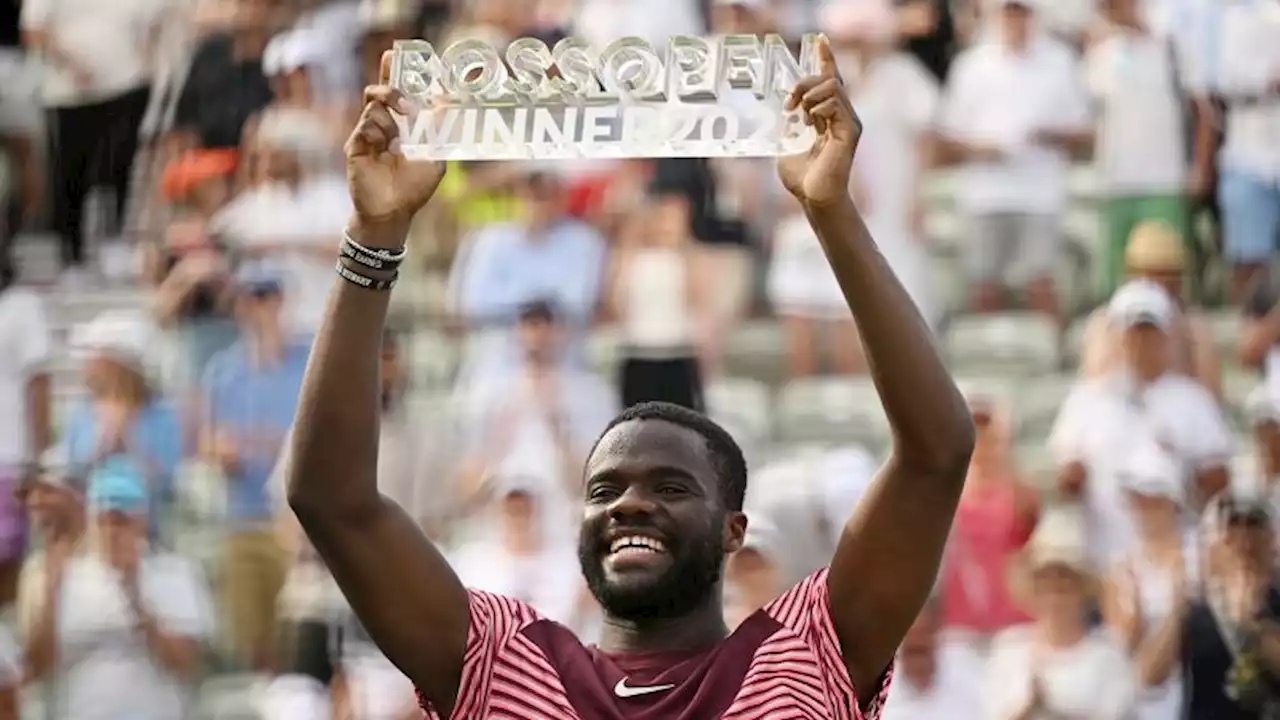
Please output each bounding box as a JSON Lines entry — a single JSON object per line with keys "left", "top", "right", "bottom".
{"left": 577, "top": 512, "right": 726, "bottom": 621}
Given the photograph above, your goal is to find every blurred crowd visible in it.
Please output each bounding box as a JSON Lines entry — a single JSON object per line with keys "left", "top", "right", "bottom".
{"left": 0, "top": 0, "right": 1276, "bottom": 716}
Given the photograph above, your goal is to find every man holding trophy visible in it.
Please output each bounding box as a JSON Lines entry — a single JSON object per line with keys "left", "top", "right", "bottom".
{"left": 287, "top": 29, "right": 973, "bottom": 720}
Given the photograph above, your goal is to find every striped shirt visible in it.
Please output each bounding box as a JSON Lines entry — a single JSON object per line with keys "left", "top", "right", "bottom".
{"left": 417, "top": 569, "right": 893, "bottom": 719}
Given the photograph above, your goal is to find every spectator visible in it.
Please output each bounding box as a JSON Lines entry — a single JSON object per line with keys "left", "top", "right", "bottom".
{"left": 1081, "top": 220, "right": 1222, "bottom": 399}
{"left": 15, "top": 447, "right": 84, "bottom": 707}
{"left": 261, "top": 25, "right": 352, "bottom": 146}
{"left": 1183, "top": 494, "right": 1280, "bottom": 719}
{"left": 607, "top": 192, "right": 705, "bottom": 411}
{"left": 1101, "top": 441, "right": 1196, "bottom": 720}
{"left": 20, "top": 0, "right": 166, "bottom": 287}
{"left": 0, "top": 270, "right": 50, "bottom": 597}
{"left": 268, "top": 328, "right": 448, "bottom": 719}
{"left": 984, "top": 508, "right": 1137, "bottom": 719}
{"left": 61, "top": 311, "right": 183, "bottom": 540}
{"left": 30, "top": 460, "right": 212, "bottom": 720}
{"left": 0, "top": 31, "right": 42, "bottom": 278}
{"left": 172, "top": 0, "right": 281, "bottom": 152}
{"left": 1188, "top": 0, "right": 1280, "bottom": 300}
{"left": 725, "top": 446, "right": 875, "bottom": 624}
{"left": 1244, "top": 388, "right": 1280, "bottom": 536}
{"left": 826, "top": 0, "right": 942, "bottom": 330}
{"left": 1241, "top": 271, "right": 1280, "bottom": 402}
{"left": 936, "top": 0, "right": 1092, "bottom": 324}
{"left": 649, "top": 157, "right": 753, "bottom": 379}
{"left": 450, "top": 482, "right": 590, "bottom": 632}
{"left": 211, "top": 109, "right": 349, "bottom": 337}
{"left": 1085, "top": 0, "right": 1194, "bottom": 298}
{"left": 200, "top": 261, "right": 309, "bottom": 672}
{"left": 767, "top": 192, "right": 862, "bottom": 377}
{"left": 1051, "top": 280, "right": 1231, "bottom": 568}
{"left": 938, "top": 388, "right": 1037, "bottom": 649}
{"left": 880, "top": 601, "right": 984, "bottom": 719}
{"left": 448, "top": 169, "right": 607, "bottom": 379}
{"left": 454, "top": 300, "right": 616, "bottom": 544}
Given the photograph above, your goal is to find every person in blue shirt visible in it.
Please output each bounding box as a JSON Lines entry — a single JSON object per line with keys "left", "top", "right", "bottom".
{"left": 200, "top": 260, "right": 310, "bottom": 672}
{"left": 60, "top": 311, "right": 183, "bottom": 543}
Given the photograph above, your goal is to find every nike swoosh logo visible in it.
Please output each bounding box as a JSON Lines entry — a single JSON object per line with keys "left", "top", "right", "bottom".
{"left": 613, "top": 678, "right": 676, "bottom": 698}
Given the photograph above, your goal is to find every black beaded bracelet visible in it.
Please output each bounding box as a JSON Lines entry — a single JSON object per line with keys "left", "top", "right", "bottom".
{"left": 341, "top": 231, "right": 407, "bottom": 271}
{"left": 335, "top": 259, "right": 397, "bottom": 291}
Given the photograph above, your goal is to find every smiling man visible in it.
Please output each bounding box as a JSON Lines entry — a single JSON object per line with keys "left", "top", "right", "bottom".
{"left": 287, "top": 38, "right": 975, "bottom": 720}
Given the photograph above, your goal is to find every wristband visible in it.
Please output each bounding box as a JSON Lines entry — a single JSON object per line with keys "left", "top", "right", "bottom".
{"left": 341, "top": 231, "right": 406, "bottom": 271}
{"left": 335, "top": 260, "right": 397, "bottom": 291}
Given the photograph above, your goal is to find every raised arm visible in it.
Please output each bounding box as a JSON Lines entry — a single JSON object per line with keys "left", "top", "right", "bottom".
{"left": 777, "top": 37, "right": 975, "bottom": 704}
{"left": 285, "top": 60, "right": 469, "bottom": 715}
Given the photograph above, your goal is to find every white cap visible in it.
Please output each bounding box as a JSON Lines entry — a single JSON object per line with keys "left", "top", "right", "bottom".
{"left": 263, "top": 29, "right": 326, "bottom": 77}
{"left": 819, "top": 0, "right": 899, "bottom": 42}
{"left": 1119, "top": 439, "right": 1186, "bottom": 506}
{"left": 1107, "top": 279, "right": 1175, "bottom": 332}
{"left": 70, "top": 311, "right": 156, "bottom": 375}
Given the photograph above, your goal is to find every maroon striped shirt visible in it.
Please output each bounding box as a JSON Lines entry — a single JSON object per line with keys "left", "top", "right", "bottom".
{"left": 416, "top": 568, "right": 893, "bottom": 719}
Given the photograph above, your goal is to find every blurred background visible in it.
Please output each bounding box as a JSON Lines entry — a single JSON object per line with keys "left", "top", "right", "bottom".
{"left": 0, "top": 0, "right": 1277, "bottom": 716}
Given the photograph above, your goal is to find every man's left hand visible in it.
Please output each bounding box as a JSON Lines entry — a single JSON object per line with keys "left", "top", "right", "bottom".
{"left": 777, "top": 35, "right": 863, "bottom": 209}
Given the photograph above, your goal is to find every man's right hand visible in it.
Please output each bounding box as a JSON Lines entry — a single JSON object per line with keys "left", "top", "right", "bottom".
{"left": 345, "top": 53, "right": 447, "bottom": 247}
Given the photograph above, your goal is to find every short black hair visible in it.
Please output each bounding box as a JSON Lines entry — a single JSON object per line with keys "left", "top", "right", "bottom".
{"left": 592, "top": 401, "right": 748, "bottom": 511}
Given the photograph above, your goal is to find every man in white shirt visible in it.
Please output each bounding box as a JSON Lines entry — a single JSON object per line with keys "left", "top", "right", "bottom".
{"left": 453, "top": 300, "right": 617, "bottom": 545}
{"left": 1085, "top": 0, "right": 1196, "bottom": 297}
{"left": 936, "top": 0, "right": 1093, "bottom": 325}
{"left": 20, "top": 0, "right": 168, "bottom": 286}
{"left": 1182, "top": 0, "right": 1280, "bottom": 299}
{"left": 1051, "top": 279, "right": 1232, "bottom": 567}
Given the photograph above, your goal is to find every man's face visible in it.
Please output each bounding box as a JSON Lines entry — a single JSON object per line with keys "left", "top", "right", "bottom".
{"left": 1121, "top": 323, "right": 1169, "bottom": 381}
{"left": 517, "top": 316, "right": 562, "bottom": 365}
{"left": 83, "top": 356, "right": 137, "bottom": 399}
{"left": 1223, "top": 511, "right": 1274, "bottom": 571}
{"left": 579, "top": 420, "right": 747, "bottom": 620}
{"left": 519, "top": 176, "right": 564, "bottom": 230}
{"left": 999, "top": 4, "right": 1033, "bottom": 47}
{"left": 235, "top": 284, "right": 283, "bottom": 332}
{"left": 1031, "top": 564, "right": 1087, "bottom": 619}
{"left": 94, "top": 510, "right": 144, "bottom": 564}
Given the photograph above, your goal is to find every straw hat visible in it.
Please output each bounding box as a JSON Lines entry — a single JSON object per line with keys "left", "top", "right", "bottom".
{"left": 1006, "top": 507, "right": 1099, "bottom": 611}
{"left": 1124, "top": 220, "right": 1187, "bottom": 273}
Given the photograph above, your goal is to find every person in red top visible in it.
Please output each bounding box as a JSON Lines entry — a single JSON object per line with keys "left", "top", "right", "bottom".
{"left": 287, "top": 39, "right": 975, "bottom": 720}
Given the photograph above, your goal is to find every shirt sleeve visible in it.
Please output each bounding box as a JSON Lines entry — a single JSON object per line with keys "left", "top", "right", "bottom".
{"left": 1048, "top": 384, "right": 1092, "bottom": 464}
{"left": 416, "top": 590, "right": 541, "bottom": 719}
{"left": 763, "top": 569, "right": 894, "bottom": 720}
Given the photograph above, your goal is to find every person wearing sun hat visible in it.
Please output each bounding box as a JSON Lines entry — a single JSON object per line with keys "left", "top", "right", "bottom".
{"left": 22, "top": 457, "right": 214, "bottom": 719}
{"left": 983, "top": 507, "right": 1138, "bottom": 718}
{"left": 1082, "top": 220, "right": 1221, "bottom": 398}
{"left": 1102, "top": 438, "right": 1199, "bottom": 720}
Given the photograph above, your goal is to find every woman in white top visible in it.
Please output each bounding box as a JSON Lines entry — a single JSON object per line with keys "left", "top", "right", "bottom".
{"left": 1102, "top": 440, "right": 1197, "bottom": 720}
{"left": 48, "top": 460, "right": 213, "bottom": 720}
{"left": 607, "top": 191, "right": 705, "bottom": 410}
{"left": 984, "top": 508, "right": 1138, "bottom": 719}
